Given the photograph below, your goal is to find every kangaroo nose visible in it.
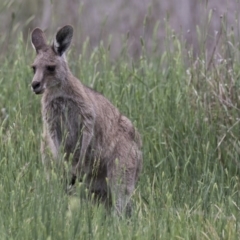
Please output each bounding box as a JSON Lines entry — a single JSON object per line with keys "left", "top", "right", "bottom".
{"left": 32, "top": 81, "right": 41, "bottom": 90}
{"left": 31, "top": 81, "right": 44, "bottom": 94}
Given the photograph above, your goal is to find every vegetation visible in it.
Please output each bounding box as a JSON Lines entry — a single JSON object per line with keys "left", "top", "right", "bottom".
{"left": 1, "top": 4, "right": 240, "bottom": 240}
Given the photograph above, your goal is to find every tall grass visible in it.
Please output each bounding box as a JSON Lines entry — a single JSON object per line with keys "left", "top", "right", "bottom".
{"left": 1, "top": 18, "right": 240, "bottom": 240}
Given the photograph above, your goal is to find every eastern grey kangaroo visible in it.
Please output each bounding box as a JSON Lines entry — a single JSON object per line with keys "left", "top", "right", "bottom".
{"left": 30, "top": 25, "right": 142, "bottom": 215}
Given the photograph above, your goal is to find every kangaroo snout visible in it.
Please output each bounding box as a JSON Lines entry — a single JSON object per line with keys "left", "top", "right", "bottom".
{"left": 32, "top": 81, "right": 44, "bottom": 94}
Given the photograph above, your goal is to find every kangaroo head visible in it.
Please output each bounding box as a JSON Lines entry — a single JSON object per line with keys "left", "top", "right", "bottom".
{"left": 31, "top": 25, "right": 73, "bottom": 94}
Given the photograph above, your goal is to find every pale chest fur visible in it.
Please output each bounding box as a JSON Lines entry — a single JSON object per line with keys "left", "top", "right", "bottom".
{"left": 42, "top": 97, "right": 83, "bottom": 156}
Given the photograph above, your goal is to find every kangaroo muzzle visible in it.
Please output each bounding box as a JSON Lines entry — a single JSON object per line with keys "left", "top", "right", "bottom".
{"left": 32, "top": 81, "right": 44, "bottom": 94}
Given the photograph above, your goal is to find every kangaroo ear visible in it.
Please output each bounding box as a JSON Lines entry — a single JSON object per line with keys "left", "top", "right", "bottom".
{"left": 31, "top": 28, "right": 47, "bottom": 53}
{"left": 53, "top": 25, "right": 73, "bottom": 56}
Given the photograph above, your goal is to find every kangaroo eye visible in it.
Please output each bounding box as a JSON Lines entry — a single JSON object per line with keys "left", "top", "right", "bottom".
{"left": 31, "top": 66, "right": 36, "bottom": 74}
{"left": 46, "top": 65, "right": 56, "bottom": 72}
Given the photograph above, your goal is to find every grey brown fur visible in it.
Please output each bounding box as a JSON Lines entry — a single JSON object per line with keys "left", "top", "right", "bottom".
{"left": 31, "top": 25, "right": 142, "bottom": 215}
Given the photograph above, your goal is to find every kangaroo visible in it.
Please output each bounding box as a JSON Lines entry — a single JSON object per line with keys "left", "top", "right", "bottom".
{"left": 30, "top": 25, "right": 142, "bottom": 215}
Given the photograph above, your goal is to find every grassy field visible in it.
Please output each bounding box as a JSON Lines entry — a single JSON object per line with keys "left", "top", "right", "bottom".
{"left": 1, "top": 21, "right": 240, "bottom": 239}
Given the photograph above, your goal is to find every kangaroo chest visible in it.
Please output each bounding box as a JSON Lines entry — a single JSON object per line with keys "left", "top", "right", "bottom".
{"left": 43, "top": 97, "right": 83, "bottom": 153}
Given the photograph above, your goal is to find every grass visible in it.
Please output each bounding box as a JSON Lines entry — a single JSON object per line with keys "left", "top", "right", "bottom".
{"left": 1, "top": 21, "right": 240, "bottom": 240}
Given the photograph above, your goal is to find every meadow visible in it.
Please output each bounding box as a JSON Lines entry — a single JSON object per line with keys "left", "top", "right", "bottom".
{"left": 1, "top": 18, "right": 240, "bottom": 240}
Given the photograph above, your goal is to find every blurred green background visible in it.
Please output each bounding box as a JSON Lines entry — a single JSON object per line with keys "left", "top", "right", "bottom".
{"left": 1, "top": 0, "right": 240, "bottom": 59}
